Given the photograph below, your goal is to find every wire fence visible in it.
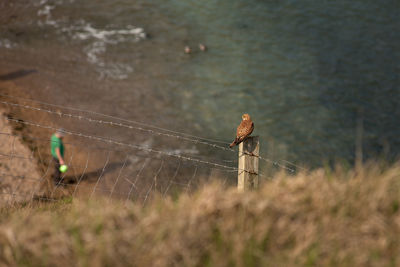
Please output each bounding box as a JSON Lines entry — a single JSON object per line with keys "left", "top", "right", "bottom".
{"left": 0, "top": 94, "right": 303, "bottom": 207}
{"left": 0, "top": 94, "right": 303, "bottom": 170}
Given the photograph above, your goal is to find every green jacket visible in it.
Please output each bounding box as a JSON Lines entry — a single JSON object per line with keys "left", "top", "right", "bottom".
{"left": 51, "top": 134, "right": 64, "bottom": 159}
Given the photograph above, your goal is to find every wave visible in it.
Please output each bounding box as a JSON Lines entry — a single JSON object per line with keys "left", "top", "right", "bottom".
{"left": 35, "top": 0, "right": 146, "bottom": 80}
{"left": 0, "top": 39, "right": 17, "bottom": 49}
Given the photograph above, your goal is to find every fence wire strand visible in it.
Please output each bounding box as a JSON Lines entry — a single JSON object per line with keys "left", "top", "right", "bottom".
{"left": 90, "top": 151, "right": 111, "bottom": 199}
{"left": 0, "top": 93, "right": 229, "bottom": 145}
{"left": 0, "top": 95, "right": 302, "bottom": 171}
{"left": 0, "top": 95, "right": 311, "bottom": 207}
{"left": 5, "top": 117, "right": 251, "bottom": 173}
{"left": 125, "top": 158, "right": 148, "bottom": 204}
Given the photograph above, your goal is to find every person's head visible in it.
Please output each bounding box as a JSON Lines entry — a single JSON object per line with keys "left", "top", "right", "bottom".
{"left": 55, "top": 128, "right": 66, "bottom": 139}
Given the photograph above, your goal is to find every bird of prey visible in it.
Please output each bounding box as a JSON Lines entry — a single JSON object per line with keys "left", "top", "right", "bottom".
{"left": 229, "top": 113, "right": 254, "bottom": 148}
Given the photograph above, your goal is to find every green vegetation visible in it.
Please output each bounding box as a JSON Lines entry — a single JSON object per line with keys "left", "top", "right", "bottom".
{"left": 1, "top": 163, "right": 400, "bottom": 266}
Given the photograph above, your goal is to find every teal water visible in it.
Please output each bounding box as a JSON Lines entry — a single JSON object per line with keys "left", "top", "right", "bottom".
{"left": 1, "top": 0, "right": 399, "bottom": 168}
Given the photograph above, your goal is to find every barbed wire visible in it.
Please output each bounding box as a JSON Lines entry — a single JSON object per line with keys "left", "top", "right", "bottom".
{"left": 0, "top": 172, "right": 134, "bottom": 198}
{"left": 0, "top": 99, "right": 304, "bottom": 207}
{"left": 0, "top": 100, "right": 236, "bottom": 152}
{"left": 0, "top": 70, "right": 396, "bottom": 124}
{"left": 0, "top": 191, "right": 59, "bottom": 203}
{"left": 125, "top": 159, "right": 148, "bottom": 204}
{"left": 109, "top": 154, "right": 128, "bottom": 199}
{"left": 90, "top": 151, "right": 110, "bottom": 199}
{"left": 8, "top": 135, "right": 20, "bottom": 207}
{"left": 0, "top": 131, "right": 235, "bottom": 169}
{"left": 0, "top": 140, "right": 270, "bottom": 207}
{"left": 0, "top": 93, "right": 230, "bottom": 145}
{"left": 1, "top": 119, "right": 294, "bottom": 183}
{"left": 0, "top": 95, "right": 303, "bottom": 170}
{"left": 73, "top": 151, "right": 90, "bottom": 197}
{"left": 0, "top": 151, "right": 34, "bottom": 160}
{"left": 142, "top": 160, "right": 164, "bottom": 206}
{"left": 7, "top": 147, "right": 236, "bottom": 176}
{"left": 0, "top": 97, "right": 309, "bottom": 207}
{"left": 163, "top": 160, "right": 180, "bottom": 197}
{"left": 5, "top": 117, "right": 251, "bottom": 173}
{"left": 0, "top": 131, "right": 244, "bottom": 206}
{"left": 0, "top": 152, "right": 163, "bottom": 198}
{"left": 186, "top": 165, "right": 198, "bottom": 194}
{"left": 0, "top": 151, "right": 153, "bottom": 198}
{"left": 50, "top": 147, "right": 76, "bottom": 198}
{"left": 278, "top": 159, "right": 306, "bottom": 171}
{"left": 240, "top": 151, "right": 298, "bottom": 173}
{"left": 0, "top": 109, "right": 237, "bottom": 168}
{"left": 30, "top": 155, "right": 53, "bottom": 203}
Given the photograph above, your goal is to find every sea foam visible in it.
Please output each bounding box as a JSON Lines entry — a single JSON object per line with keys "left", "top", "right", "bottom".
{"left": 36, "top": 0, "right": 146, "bottom": 80}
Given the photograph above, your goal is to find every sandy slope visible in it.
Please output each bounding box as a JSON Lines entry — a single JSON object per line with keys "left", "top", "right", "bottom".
{"left": 0, "top": 109, "right": 45, "bottom": 206}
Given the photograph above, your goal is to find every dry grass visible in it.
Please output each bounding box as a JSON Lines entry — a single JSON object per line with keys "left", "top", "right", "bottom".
{"left": 1, "top": 163, "right": 400, "bottom": 266}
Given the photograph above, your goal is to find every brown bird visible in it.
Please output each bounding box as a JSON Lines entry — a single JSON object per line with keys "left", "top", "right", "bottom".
{"left": 229, "top": 113, "right": 254, "bottom": 148}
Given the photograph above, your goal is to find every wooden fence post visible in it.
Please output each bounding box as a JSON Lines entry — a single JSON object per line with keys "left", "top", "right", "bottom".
{"left": 238, "top": 136, "right": 259, "bottom": 192}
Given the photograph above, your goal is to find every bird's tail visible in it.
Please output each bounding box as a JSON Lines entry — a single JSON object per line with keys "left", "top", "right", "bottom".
{"left": 229, "top": 138, "right": 238, "bottom": 148}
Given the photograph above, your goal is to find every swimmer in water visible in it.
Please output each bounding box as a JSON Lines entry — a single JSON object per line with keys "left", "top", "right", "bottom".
{"left": 184, "top": 46, "right": 191, "bottom": 54}
{"left": 199, "top": 43, "right": 207, "bottom": 51}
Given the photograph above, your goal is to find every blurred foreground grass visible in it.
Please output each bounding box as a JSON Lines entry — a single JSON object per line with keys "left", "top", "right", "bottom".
{"left": 1, "top": 163, "right": 400, "bottom": 266}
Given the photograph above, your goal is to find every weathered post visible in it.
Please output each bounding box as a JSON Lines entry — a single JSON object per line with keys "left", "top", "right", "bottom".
{"left": 238, "top": 136, "right": 259, "bottom": 191}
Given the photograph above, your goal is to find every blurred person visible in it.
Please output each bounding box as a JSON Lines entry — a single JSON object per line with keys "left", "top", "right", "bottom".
{"left": 51, "top": 129, "right": 66, "bottom": 185}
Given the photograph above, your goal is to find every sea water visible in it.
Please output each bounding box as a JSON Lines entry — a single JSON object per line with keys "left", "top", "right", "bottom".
{"left": 0, "top": 0, "right": 399, "bottom": 168}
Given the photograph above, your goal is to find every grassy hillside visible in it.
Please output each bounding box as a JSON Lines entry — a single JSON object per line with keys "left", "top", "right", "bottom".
{"left": 1, "top": 163, "right": 400, "bottom": 266}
